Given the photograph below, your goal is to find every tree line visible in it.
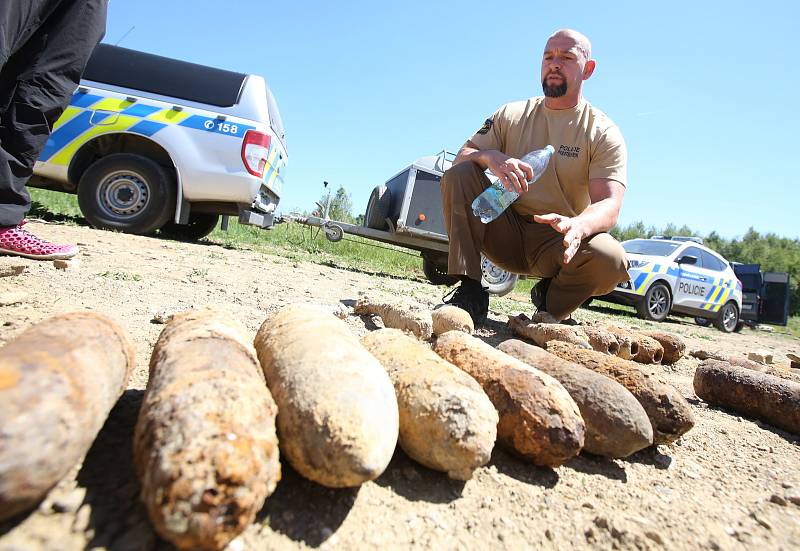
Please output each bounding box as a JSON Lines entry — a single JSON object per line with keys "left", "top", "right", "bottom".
{"left": 611, "top": 222, "right": 800, "bottom": 317}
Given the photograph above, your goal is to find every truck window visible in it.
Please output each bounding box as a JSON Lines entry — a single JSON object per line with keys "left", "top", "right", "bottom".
{"left": 680, "top": 246, "right": 704, "bottom": 267}
{"left": 700, "top": 251, "right": 726, "bottom": 272}
{"left": 83, "top": 44, "right": 247, "bottom": 108}
{"left": 622, "top": 239, "right": 680, "bottom": 256}
{"left": 266, "top": 88, "right": 285, "bottom": 145}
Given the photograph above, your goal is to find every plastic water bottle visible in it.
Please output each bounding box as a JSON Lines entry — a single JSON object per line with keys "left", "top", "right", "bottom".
{"left": 471, "top": 145, "right": 555, "bottom": 224}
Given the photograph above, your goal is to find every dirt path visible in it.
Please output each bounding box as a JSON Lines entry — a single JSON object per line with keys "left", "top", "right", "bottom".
{"left": 1, "top": 221, "right": 799, "bottom": 551}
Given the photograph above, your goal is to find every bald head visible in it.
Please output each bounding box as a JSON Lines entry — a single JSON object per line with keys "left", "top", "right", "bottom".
{"left": 547, "top": 29, "right": 592, "bottom": 61}
{"left": 540, "top": 29, "right": 596, "bottom": 107}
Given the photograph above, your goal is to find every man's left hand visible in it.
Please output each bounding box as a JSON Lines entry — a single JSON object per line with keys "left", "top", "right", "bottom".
{"left": 533, "top": 213, "right": 588, "bottom": 264}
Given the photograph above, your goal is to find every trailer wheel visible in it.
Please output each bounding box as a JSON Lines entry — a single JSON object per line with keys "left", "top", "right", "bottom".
{"left": 364, "top": 185, "right": 391, "bottom": 230}
{"left": 78, "top": 153, "right": 175, "bottom": 235}
{"left": 422, "top": 255, "right": 458, "bottom": 286}
{"left": 324, "top": 224, "right": 344, "bottom": 242}
{"left": 481, "top": 255, "right": 518, "bottom": 296}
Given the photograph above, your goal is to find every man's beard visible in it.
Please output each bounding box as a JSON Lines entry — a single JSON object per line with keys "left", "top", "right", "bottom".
{"left": 542, "top": 76, "right": 568, "bottom": 98}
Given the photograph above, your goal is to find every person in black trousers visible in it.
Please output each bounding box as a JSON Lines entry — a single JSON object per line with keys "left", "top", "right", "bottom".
{"left": 0, "top": 0, "right": 107, "bottom": 260}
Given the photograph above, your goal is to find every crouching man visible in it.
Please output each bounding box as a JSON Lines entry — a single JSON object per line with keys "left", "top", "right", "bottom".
{"left": 441, "top": 28, "right": 630, "bottom": 324}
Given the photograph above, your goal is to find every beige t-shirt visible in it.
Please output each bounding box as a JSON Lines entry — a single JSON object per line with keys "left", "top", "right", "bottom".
{"left": 469, "top": 97, "right": 627, "bottom": 218}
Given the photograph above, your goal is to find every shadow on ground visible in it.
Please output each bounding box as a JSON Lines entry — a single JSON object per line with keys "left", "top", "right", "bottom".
{"left": 567, "top": 453, "right": 628, "bottom": 482}
{"left": 373, "top": 447, "right": 465, "bottom": 503}
{"left": 490, "top": 448, "right": 560, "bottom": 488}
{"left": 77, "top": 389, "right": 167, "bottom": 550}
{"left": 28, "top": 200, "right": 86, "bottom": 226}
{"left": 257, "top": 462, "right": 358, "bottom": 548}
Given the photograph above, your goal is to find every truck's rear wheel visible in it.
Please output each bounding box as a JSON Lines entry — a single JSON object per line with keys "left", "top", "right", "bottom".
{"left": 159, "top": 213, "right": 219, "bottom": 242}
{"left": 480, "top": 255, "right": 518, "bottom": 296}
{"left": 78, "top": 153, "right": 176, "bottom": 235}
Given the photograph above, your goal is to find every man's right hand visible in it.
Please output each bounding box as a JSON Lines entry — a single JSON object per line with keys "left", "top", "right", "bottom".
{"left": 483, "top": 151, "right": 534, "bottom": 193}
{"left": 454, "top": 143, "right": 534, "bottom": 193}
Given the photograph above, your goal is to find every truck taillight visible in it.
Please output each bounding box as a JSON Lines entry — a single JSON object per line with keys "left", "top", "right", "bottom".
{"left": 241, "top": 130, "right": 271, "bottom": 178}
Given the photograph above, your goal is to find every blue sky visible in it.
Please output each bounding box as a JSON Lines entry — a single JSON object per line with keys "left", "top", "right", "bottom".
{"left": 104, "top": 0, "right": 798, "bottom": 239}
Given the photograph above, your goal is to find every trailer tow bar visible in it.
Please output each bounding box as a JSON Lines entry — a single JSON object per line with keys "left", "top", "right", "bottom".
{"left": 277, "top": 214, "right": 345, "bottom": 243}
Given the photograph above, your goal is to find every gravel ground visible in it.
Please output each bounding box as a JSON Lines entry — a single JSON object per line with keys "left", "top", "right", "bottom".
{"left": 1, "top": 221, "right": 799, "bottom": 551}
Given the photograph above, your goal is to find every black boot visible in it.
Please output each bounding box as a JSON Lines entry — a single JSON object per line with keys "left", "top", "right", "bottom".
{"left": 530, "top": 277, "right": 551, "bottom": 312}
{"left": 443, "top": 278, "right": 489, "bottom": 325}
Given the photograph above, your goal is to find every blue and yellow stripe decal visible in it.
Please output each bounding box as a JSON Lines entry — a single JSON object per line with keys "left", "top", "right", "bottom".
{"left": 627, "top": 261, "right": 737, "bottom": 312}
{"left": 40, "top": 91, "right": 256, "bottom": 165}
{"left": 262, "top": 142, "right": 285, "bottom": 193}
{"left": 699, "top": 276, "right": 735, "bottom": 312}
{"left": 630, "top": 263, "right": 680, "bottom": 295}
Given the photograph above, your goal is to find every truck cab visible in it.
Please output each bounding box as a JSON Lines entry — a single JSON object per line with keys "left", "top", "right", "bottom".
{"left": 31, "top": 44, "right": 287, "bottom": 240}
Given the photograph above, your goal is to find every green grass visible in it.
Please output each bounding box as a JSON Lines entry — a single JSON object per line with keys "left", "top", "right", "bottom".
{"left": 27, "top": 188, "right": 800, "bottom": 339}
{"left": 97, "top": 271, "right": 142, "bottom": 281}
{"left": 781, "top": 316, "right": 800, "bottom": 338}
{"left": 29, "top": 188, "right": 84, "bottom": 223}
{"left": 206, "top": 217, "right": 427, "bottom": 282}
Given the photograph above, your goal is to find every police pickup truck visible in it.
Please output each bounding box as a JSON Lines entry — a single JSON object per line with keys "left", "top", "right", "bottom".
{"left": 605, "top": 236, "right": 743, "bottom": 332}
{"left": 29, "top": 44, "right": 287, "bottom": 240}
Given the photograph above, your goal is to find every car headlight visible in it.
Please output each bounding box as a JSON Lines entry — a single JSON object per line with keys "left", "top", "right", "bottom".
{"left": 629, "top": 259, "right": 649, "bottom": 269}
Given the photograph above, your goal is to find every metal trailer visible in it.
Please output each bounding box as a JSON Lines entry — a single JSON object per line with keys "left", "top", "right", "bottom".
{"left": 278, "top": 151, "right": 519, "bottom": 296}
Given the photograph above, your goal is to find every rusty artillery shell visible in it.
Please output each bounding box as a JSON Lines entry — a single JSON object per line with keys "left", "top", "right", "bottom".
{"left": 510, "top": 316, "right": 621, "bottom": 356}
{"left": 609, "top": 330, "right": 638, "bottom": 360}
{"left": 723, "top": 356, "right": 800, "bottom": 384}
{"left": 433, "top": 331, "right": 584, "bottom": 467}
{"left": 545, "top": 341, "right": 695, "bottom": 444}
{"left": 134, "top": 311, "right": 281, "bottom": 551}
{"left": 498, "top": 339, "right": 653, "bottom": 457}
{"left": 0, "top": 312, "right": 134, "bottom": 521}
{"left": 691, "top": 352, "right": 800, "bottom": 384}
{"left": 354, "top": 295, "right": 433, "bottom": 339}
{"left": 254, "top": 304, "right": 398, "bottom": 488}
{"left": 641, "top": 331, "right": 686, "bottom": 365}
{"left": 362, "top": 329, "right": 497, "bottom": 480}
{"left": 508, "top": 314, "right": 591, "bottom": 350}
{"left": 694, "top": 359, "right": 800, "bottom": 435}
{"left": 581, "top": 327, "right": 621, "bottom": 356}
{"left": 604, "top": 326, "right": 663, "bottom": 364}
{"left": 431, "top": 305, "right": 474, "bottom": 336}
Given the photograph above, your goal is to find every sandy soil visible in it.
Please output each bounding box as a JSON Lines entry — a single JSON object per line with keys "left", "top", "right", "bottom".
{"left": 1, "top": 220, "right": 799, "bottom": 551}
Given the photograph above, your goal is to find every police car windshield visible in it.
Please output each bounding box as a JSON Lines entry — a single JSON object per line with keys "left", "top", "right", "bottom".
{"left": 623, "top": 239, "right": 681, "bottom": 256}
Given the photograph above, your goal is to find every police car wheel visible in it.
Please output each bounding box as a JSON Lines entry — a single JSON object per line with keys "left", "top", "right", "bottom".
{"left": 636, "top": 282, "right": 671, "bottom": 322}
{"left": 694, "top": 316, "right": 712, "bottom": 327}
{"left": 159, "top": 213, "right": 219, "bottom": 242}
{"left": 78, "top": 153, "right": 176, "bottom": 235}
{"left": 713, "top": 301, "right": 739, "bottom": 333}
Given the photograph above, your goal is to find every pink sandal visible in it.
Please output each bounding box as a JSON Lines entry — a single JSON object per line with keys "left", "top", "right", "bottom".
{"left": 0, "top": 220, "right": 79, "bottom": 260}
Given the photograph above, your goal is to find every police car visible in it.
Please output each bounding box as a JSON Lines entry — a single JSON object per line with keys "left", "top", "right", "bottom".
{"left": 606, "top": 236, "right": 743, "bottom": 332}
{"left": 30, "top": 44, "right": 286, "bottom": 240}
